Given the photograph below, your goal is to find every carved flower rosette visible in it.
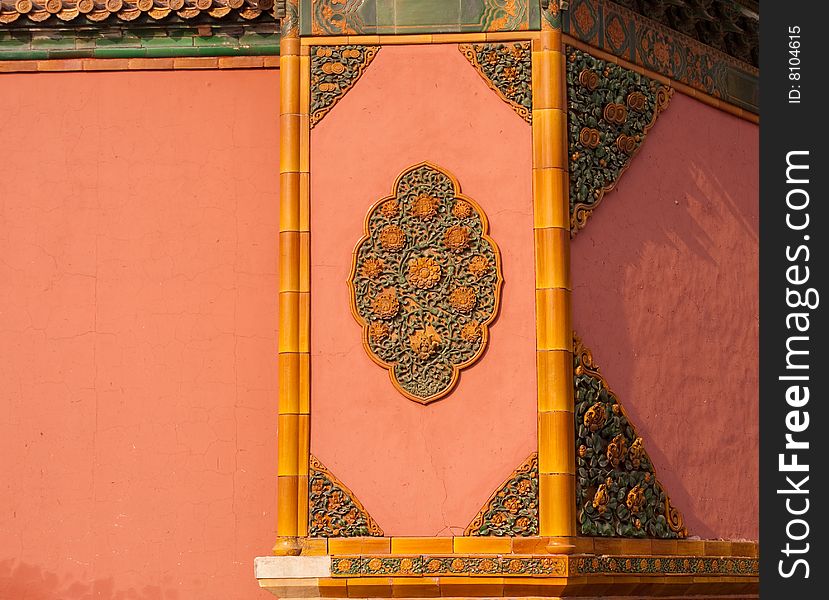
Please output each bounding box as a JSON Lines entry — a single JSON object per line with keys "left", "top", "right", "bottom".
{"left": 348, "top": 163, "right": 503, "bottom": 404}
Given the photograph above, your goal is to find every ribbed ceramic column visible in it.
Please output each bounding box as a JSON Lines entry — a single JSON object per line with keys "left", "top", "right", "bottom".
{"left": 274, "top": 0, "right": 311, "bottom": 556}
{"left": 532, "top": 0, "right": 575, "bottom": 544}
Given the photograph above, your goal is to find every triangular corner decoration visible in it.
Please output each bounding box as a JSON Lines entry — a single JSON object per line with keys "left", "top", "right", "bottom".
{"left": 464, "top": 453, "right": 539, "bottom": 536}
{"left": 573, "top": 333, "right": 687, "bottom": 539}
{"left": 459, "top": 42, "right": 533, "bottom": 124}
{"left": 566, "top": 45, "right": 673, "bottom": 235}
{"left": 309, "top": 455, "right": 384, "bottom": 537}
{"left": 310, "top": 45, "right": 380, "bottom": 128}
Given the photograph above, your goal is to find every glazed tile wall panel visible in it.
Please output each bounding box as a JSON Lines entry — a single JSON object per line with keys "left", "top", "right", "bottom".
{"left": 563, "top": 0, "right": 758, "bottom": 113}
{"left": 309, "top": 44, "right": 536, "bottom": 536}
{"left": 301, "top": 0, "right": 540, "bottom": 35}
{"left": 570, "top": 93, "right": 759, "bottom": 540}
{"left": 348, "top": 163, "right": 504, "bottom": 404}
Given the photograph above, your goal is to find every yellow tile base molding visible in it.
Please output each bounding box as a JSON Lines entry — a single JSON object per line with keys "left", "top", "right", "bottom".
{"left": 257, "top": 537, "right": 758, "bottom": 598}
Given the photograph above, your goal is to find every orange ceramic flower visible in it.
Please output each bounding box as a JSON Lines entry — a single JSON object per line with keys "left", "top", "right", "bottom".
{"left": 491, "top": 512, "right": 508, "bottom": 526}
{"left": 327, "top": 490, "right": 344, "bottom": 511}
{"left": 343, "top": 508, "right": 359, "bottom": 524}
{"left": 409, "top": 325, "right": 442, "bottom": 360}
{"left": 361, "top": 257, "right": 384, "bottom": 279}
{"left": 379, "top": 225, "right": 406, "bottom": 251}
{"left": 444, "top": 225, "right": 470, "bottom": 252}
{"left": 517, "top": 478, "right": 532, "bottom": 494}
{"left": 606, "top": 433, "right": 627, "bottom": 468}
{"left": 410, "top": 193, "right": 440, "bottom": 220}
{"left": 379, "top": 199, "right": 399, "bottom": 218}
{"left": 626, "top": 485, "right": 645, "bottom": 514}
{"left": 468, "top": 255, "right": 489, "bottom": 278}
{"left": 367, "top": 558, "right": 383, "bottom": 571}
{"left": 452, "top": 199, "right": 473, "bottom": 219}
{"left": 368, "top": 321, "right": 390, "bottom": 341}
{"left": 503, "top": 496, "right": 521, "bottom": 514}
{"left": 592, "top": 483, "right": 609, "bottom": 514}
{"left": 583, "top": 402, "right": 606, "bottom": 431}
{"left": 460, "top": 320, "right": 481, "bottom": 342}
{"left": 449, "top": 286, "right": 476, "bottom": 312}
{"left": 407, "top": 256, "right": 441, "bottom": 289}
{"left": 371, "top": 289, "right": 399, "bottom": 319}
{"left": 480, "top": 558, "right": 497, "bottom": 572}
{"left": 628, "top": 437, "right": 645, "bottom": 467}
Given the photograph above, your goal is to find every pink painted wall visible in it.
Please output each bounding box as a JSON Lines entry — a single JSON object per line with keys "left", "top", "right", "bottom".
{"left": 0, "top": 70, "right": 280, "bottom": 599}
{"left": 572, "top": 93, "right": 759, "bottom": 541}
{"left": 310, "top": 45, "right": 536, "bottom": 536}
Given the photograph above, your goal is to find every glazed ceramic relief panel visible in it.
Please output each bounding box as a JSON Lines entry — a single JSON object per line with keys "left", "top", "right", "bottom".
{"left": 310, "top": 44, "right": 536, "bottom": 535}
{"left": 570, "top": 93, "right": 759, "bottom": 540}
{"left": 301, "top": 1, "right": 541, "bottom": 35}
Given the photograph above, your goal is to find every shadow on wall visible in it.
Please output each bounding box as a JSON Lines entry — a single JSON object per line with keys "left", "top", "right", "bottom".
{"left": 0, "top": 560, "right": 178, "bottom": 600}
{"left": 571, "top": 97, "right": 759, "bottom": 540}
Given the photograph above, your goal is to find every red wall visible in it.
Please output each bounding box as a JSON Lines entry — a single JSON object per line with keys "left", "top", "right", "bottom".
{"left": 309, "top": 45, "right": 537, "bottom": 536}
{"left": 572, "top": 93, "right": 759, "bottom": 540}
{"left": 0, "top": 70, "right": 280, "bottom": 599}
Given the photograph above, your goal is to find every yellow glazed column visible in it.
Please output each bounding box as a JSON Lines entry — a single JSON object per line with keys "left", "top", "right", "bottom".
{"left": 533, "top": 1, "right": 575, "bottom": 544}
{"left": 274, "top": 0, "right": 311, "bottom": 556}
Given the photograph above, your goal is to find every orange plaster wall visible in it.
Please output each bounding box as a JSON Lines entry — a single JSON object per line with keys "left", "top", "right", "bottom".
{"left": 571, "top": 93, "right": 759, "bottom": 540}
{"left": 0, "top": 70, "right": 280, "bottom": 599}
{"left": 310, "top": 45, "right": 536, "bottom": 536}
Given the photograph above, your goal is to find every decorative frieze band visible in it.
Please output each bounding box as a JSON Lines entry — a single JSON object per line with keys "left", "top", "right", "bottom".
{"left": 563, "top": 0, "right": 758, "bottom": 113}
{"left": 333, "top": 554, "right": 567, "bottom": 577}
{"left": 330, "top": 553, "right": 758, "bottom": 578}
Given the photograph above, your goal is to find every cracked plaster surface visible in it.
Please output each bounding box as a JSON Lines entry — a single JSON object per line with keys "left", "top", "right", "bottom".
{"left": 0, "top": 69, "right": 281, "bottom": 599}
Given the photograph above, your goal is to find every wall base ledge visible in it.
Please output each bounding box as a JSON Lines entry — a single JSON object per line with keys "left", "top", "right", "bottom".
{"left": 254, "top": 547, "right": 758, "bottom": 598}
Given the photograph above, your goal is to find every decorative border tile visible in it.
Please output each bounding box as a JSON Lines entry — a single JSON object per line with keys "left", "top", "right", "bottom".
{"left": 563, "top": 0, "right": 758, "bottom": 114}
{"left": 361, "top": 555, "right": 423, "bottom": 576}
{"left": 459, "top": 41, "right": 532, "bottom": 124}
{"left": 331, "top": 554, "right": 568, "bottom": 577}
{"left": 571, "top": 555, "right": 759, "bottom": 577}
{"left": 309, "top": 455, "right": 384, "bottom": 537}
{"left": 310, "top": 44, "right": 379, "bottom": 128}
{"left": 331, "top": 553, "right": 758, "bottom": 578}
{"left": 573, "top": 334, "right": 687, "bottom": 539}
{"left": 465, "top": 453, "right": 538, "bottom": 537}
{"left": 566, "top": 45, "right": 672, "bottom": 234}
